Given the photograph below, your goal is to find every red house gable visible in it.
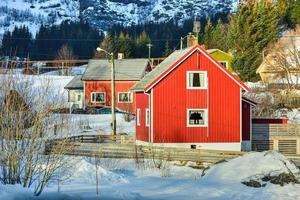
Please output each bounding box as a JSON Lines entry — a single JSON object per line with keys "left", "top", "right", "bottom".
{"left": 132, "top": 45, "right": 253, "bottom": 151}
{"left": 144, "top": 45, "right": 249, "bottom": 92}
{"left": 82, "top": 59, "right": 150, "bottom": 114}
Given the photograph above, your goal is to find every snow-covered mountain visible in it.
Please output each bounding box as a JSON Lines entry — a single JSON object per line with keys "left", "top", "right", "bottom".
{"left": 0, "top": 0, "right": 80, "bottom": 38}
{"left": 0, "top": 0, "right": 239, "bottom": 38}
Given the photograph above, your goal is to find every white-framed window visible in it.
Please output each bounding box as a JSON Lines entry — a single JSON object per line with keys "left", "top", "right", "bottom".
{"left": 187, "top": 71, "right": 207, "bottom": 89}
{"left": 145, "top": 108, "right": 150, "bottom": 127}
{"left": 137, "top": 108, "right": 141, "bottom": 126}
{"left": 118, "top": 92, "right": 132, "bottom": 103}
{"left": 187, "top": 109, "right": 208, "bottom": 127}
{"left": 220, "top": 61, "right": 228, "bottom": 69}
{"left": 91, "top": 92, "right": 106, "bottom": 103}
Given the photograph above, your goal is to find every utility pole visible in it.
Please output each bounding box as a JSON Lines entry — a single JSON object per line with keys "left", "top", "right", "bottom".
{"left": 110, "top": 53, "right": 116, "bottom": 135}
{"left": 96, "top": 47, "right": 116, "bottom": 135}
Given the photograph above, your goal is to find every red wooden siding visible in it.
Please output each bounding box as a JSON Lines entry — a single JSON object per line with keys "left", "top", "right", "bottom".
{"left": 242, "top": 101, "right": 251, "bottom": 141}
{"left": 252, "top": 118, "right": 288, "bottom": 124}
{"left": 152, "top": 50, "right": 241, "bottom": 143}
{"left": 135, "top": 92, "right": 149, "bottom": 141}
{"left": 85, "top": 80, "right": 137, "bottom": 114}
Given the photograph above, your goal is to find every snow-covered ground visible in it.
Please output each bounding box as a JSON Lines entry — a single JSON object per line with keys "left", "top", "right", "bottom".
{"left": 43, "top": 65, "right": 87, "bottom": 76}
{"left": 57, "top": 113, "right": 135, "bottom": 137}
{"left": 0, "top": 74, "right": 73, "bottom": 102}
{"left": 1, "top": 151, "right": 299, "bottom": 200}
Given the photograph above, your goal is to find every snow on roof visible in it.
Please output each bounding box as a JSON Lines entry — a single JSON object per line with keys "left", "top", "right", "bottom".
{"left": 64, "top": 76, "right": 83, "bottom": 90}
{"left": 132, "top": 45, "right": 248, "bottom": 92}
{"left": 82, "top": 59, "right": 149, "bottom": 81}
{"left": 131, "top": 47, "right": 193, "bottom": 91}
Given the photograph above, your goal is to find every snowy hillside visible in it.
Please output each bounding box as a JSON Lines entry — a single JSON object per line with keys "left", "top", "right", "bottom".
{"left": 82, "top": 0, "right": 239, "bottom": 29}
{"left": 0, "top": 0, "right": 80, "bottom": 38}
{"left": 0, "top": 0, "right": 239, "bottom": 38}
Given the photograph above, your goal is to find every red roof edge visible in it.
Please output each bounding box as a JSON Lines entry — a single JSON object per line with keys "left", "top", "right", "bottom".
{"left": 144, "top": 44, "right": 250, "bottom": 92}
{"left": 242, "top": 97, "right": 257, "bottom": 106}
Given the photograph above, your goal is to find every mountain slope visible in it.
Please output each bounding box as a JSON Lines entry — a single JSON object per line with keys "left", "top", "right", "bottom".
{"left": 0, "top": 0, "right": 239, "bottom": 38}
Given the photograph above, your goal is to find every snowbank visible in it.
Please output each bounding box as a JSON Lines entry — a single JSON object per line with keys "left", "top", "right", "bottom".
{"left": 203, "top": 151, "right": 299, "bottom": 183}
{"left": 1, "top": 151, "right": 300, "bottom": 200}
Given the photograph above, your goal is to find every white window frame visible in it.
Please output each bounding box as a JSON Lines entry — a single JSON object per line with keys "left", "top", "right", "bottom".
{"left": 219, "top": 61, "right": 228, "bottom": 69}
{"left": 137, "top": 108, "right": 141, "bottom": 126}
{"left": 145, "top": 108, "right": 150, "bottom": 127}
{"left": 186, "top": 71, "right": 208, "bottom": 89}
{"left": 187, "top": 108, "right": 208, "bottom": 127}
{"left": 118, "top": 92, "right": 133, "bottom": 103}
{"left": 91, "top": 92, "right": 106, "bottom": 103}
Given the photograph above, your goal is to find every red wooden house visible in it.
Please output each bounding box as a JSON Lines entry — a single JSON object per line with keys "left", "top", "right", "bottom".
{"left": 82, "top": 59, "right": 151, "bottom": 114}
{"left": 131, "top": 45, "right": 256, "bottom": 151}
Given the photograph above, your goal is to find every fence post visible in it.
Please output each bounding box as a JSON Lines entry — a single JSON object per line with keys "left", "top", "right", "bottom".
{"left": 273, "top": 139, "right": 279, "bottom": 151}
{"left": 297, "top": 138, "right": 300, "bottom": 155}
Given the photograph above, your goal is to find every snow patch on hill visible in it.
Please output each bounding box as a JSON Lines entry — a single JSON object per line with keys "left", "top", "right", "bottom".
{"left": 0, "top": 0, "right": 80, "bottom": 38}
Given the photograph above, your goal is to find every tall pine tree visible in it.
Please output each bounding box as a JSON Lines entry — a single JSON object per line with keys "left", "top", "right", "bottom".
{"left": 228, "top": 1, "right": 280, "bottom": 81}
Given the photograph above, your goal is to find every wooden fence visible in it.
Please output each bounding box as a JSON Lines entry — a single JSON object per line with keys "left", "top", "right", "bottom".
{"left": 49, "top": 134, "right": 135, "bottom": 145}
{"left": 252, "top": 123, "right": 300, "bottom": 155}
{"left": 46, "top": 135, "right": 243, "bottom": 164}
{"left": 46, "top": 134, "right": 300, "bottom": 166}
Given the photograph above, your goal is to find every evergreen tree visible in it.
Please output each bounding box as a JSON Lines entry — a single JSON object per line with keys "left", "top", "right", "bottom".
{"left": 228, "top": 1, "right": 280, "bottom": 81}
{"left": 1, "top": 26, "right": 32, "bottom": 58}
{"left": 95, "top": 33, "right": 114, "bottom": 58}
{"left": 288, "top": 0, "right": 300, "bottom": 26}
{"left": 1, "top": 31, "right": 12, "bottom": 56}
{"left": 116, "top": 32, "right": 135, "bottom": 58}
{"left": 135, "top": 31, "right": 150, "bottom": 58}
{"left": 203, "top": 18, "right": 214, "bottom": 49}
{"left": 211, "top": 19, "right": 229, "bottom": 51}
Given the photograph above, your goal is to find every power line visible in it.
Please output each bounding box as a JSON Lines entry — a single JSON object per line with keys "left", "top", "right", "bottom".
{"left": 3, "top": 37, "right": 182, "bottom": 42}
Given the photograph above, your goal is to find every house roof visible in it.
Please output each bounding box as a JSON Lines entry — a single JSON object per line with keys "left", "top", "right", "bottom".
{"left": 64, "top": 76, "right": 83, "bottom": 90}
{"left": 242, "top": 96, "right": 257, "bottom": 106}
{"left": 207, "top": 49, "right": 233, "bottom": 57}
{"left": 81, "top": 59, "right": 149, "bottom": 81}
{"left": 132, "top": 45, "right": 249, "bottom": 92}
{"left": 207, "top": 49, "right": 218, "bottom": 54}
{"left": 131, "top": 47, "right": 193, "bottom": 91}
{"left": 257, "top": 32, "right": 300, "bottom": 74}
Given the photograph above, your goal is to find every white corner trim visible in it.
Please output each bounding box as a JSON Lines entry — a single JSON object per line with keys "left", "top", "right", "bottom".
{"left": 186, "top": 71, "right": 208, "bottom": 89}
{"left": 240, "top": 88, "right": 242, "bottom": 143}
{"left": 136, "top": 140, "right": 242, "bottom": 151}
{"left": 150, "top": 89, "right": 154, "bottom": 143}
{"left": 91, "top": 92, "right": 106, "bottom": 103}
{"left": 187, "top": 108, "right": 208, "bottom": 127}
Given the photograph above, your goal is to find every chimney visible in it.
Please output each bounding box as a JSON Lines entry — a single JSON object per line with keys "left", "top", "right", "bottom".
{"left": 118, "top": 53, "right": 124, "bottom": 60}
{"left": 187, "top": 33, "right": 198, "bottom": 48}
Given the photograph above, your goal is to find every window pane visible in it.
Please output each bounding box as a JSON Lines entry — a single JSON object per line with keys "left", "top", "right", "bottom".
{"left": 221, "top": 62, "right": 227, "bottom": 68}
{"left": 193, "top": 73, "right": 200, "bottom": 87}
{"left": 200, "top": 73, "right": 205, "bottom": 87}
{"left": 189, "top": 110, "right": 205, "bottom": 125}
{"left": 119, "top": 93, "right": 131, "bottom": 102}
{"left": 96, "top": 93, "right": 104, "bottom": 102}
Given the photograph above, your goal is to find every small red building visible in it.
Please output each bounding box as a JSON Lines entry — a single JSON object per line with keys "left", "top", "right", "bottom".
{"left": 132, "top": 45, "right": 255, "bottom": 151}
{"left": 82, "top": 59, "right": 151, "bottom": 114}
